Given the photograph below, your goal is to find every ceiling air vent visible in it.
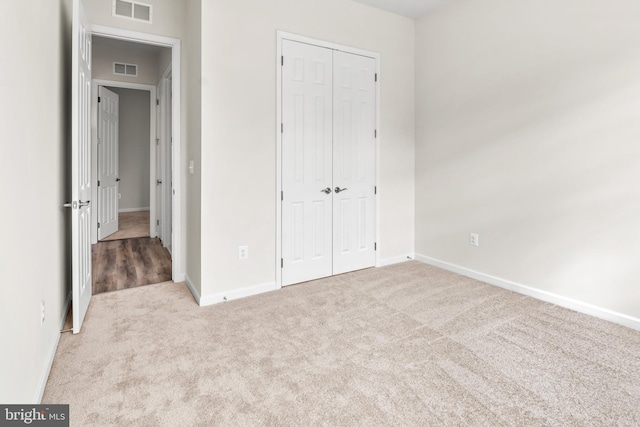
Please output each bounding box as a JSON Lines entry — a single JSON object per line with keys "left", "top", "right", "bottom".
{"left": 113, "top": 62, "right": 138, "bottom": 77}
{"left": 113, "top": 0, "right": 153, "bottom": 23}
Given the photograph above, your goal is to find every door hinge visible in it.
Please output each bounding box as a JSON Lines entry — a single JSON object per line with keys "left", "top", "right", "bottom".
{"left": 156, "top": 99, "right": 160, "bottom": 106}
{"left": 157, "top": 219, "right": 160, "bottom": 226}
{"left": 375, "top": 73, "right": 378, "bottom": 82}
{"left": 374, "top": 129, "right": 377, "bottom": 138}
{"left": 281, "top": 258, "right": 284, "bottom": 268}
{"left": 97, "top": 180, "right": 101, "bottom": 187}
{"left": 281, "top": 56, "right": 284, "bottom": 66}
{"left": 374, "top": 186, "right": 377, "bottom": 195}
{"left": 98, "top": 96, "right": 101, "bottom": 103}
{"left": 281, "top": 123, "right": 284, "bottom": 134}
{"left": 98, "top": 222, "right": 101, "bottom": 229}
{"left": 281, "top": 191, "right": 284, "bottom": 201}
{"left": 156, "top": 138, "right": 160, "bottom": 145}
{"left": 374, "top": 242, "right": 377, "bottom": 251}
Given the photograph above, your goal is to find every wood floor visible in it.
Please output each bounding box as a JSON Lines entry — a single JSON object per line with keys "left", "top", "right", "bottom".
{"left": 92, "top": 237, "right": 172, "bottom": 294}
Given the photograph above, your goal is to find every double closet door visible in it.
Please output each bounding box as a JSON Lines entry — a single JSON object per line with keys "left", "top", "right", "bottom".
{"left": 281, "top": 40, "right": 376, "bottom": 286}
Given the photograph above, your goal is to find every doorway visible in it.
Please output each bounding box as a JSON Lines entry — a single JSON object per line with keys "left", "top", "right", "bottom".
{"left": 88, "top": 27, "right": 182, "bottom": 283}
{"left": 91, "top": 82, "right": 172, "bottom": 293}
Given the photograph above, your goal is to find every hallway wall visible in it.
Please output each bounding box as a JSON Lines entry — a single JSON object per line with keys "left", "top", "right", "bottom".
{"left": 107, "top": 87, "right": 151, "bottom": 212}
{"left": 0, "top": 0, "right": 72, "bottom": 403}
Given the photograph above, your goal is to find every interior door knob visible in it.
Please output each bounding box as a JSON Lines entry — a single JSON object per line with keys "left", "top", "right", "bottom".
{"left": 334, "top": 187, "right": 348, "bottom": 193}
{"left": 157, "top": 179, "right": 163, "bottom": 185}
{"left": 321, "top": 187, "right": 332, "bottom": 194}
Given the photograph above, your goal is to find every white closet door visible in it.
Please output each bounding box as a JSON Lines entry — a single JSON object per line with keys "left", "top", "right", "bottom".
{"left": 332, "top": 51, "right": 376, "bottom": 274}
{"left": 281, "top": 40, "right": 334, "bottom": 286}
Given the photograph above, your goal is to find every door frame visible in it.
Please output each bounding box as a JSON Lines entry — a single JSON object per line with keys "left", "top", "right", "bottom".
{"left": 91, "top": 80, "right": 157, "bottom": 243}
{"left": 158, "top": 65, "right": 173, "bottom": 252}
{"left": 90, "top": 24, "right": 184, "bottom": 282}
{"left": 275, "top": 31, "right": 381, "bottom": 289}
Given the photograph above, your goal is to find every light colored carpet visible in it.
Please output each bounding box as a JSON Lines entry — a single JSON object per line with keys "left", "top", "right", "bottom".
{"left": 43, "top": 262, "right": 640, "bottom": 426}
{"left": 100, "top": 211, "right": 150, "bottom": 241}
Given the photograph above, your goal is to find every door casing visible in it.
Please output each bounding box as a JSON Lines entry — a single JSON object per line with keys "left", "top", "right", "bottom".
{"left": 276, "top": 31, "right": 381, "bottom": 288}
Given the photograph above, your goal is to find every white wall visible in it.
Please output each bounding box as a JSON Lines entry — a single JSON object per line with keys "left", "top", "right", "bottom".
{"left": 107, "top": 87, "right": 151, "bottom": 211}
{"left": 158, "top": 43, "right": 172, "bottom": 77}
{"left": 185, "top": 0, "right": 202, "bottom": 292}
{"left": 0, "top": 0, "right": 71, "bottom": 402}
{"left": 93, "top": 38, "right": 162, "bottom": 85}
{"left": 415, "top": 0, "right": 640, "bottom": 319}
{"left": 199, "top": 0, "right": 415, "bottom": 298}
{"left": 83, "top": 0, "right": 183, "bottom": 39}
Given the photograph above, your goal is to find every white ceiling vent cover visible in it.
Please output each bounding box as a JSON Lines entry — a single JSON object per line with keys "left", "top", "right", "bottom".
{"left": 113, "top": 62, "right": 138, "bottom": 77}
{"left": 113, "top": 0, "right": 153, "bottom": 23}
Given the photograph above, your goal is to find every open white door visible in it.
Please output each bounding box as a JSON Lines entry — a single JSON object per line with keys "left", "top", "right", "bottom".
{"left": 71, "top": 0, "right": 92, "bottom": 334}
{"left": 97, "top": 86, "right": 119, "bottom": 240}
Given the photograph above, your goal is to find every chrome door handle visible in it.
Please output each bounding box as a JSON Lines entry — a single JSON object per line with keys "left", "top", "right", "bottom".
{"left": 63, "top": 200, "right": 90, "bottom": 209}
{"left": 321, "top": 187, "right": 332, "bottom": 194}
{"left": 116, "top": 178, "right": 121, "bottom": 182}
{"left": 334, "top": 187, "right": 348, "bottom": 193}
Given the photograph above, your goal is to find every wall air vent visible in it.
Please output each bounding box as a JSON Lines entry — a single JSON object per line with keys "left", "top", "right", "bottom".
{"left": 113, "top": 0, "right": 153, "bottom": 23}
{"left": 113, "top": 62, "right": 138, "bottom": 77}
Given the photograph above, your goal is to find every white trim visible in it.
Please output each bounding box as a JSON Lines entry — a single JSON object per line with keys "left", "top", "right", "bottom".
{"left": 275, "top": 31, "right": 381, "bottom": 289}
{"left": 415, "top": 254, "right": 640, "bottom": 332}
{"left": 35, "top": 293, "right": 71, "bottom": 403}
{"left": 118, "top": 207, "right": 149, "bottom": 213}
{"left": 90, "top": 25, "right": 184, "bottom": 282}
{"left": 377, "top": 254, "right": 414, "bottom": 268}
{"left": 91, "top": 79, "right": 157, "bottom": 242}
{"left": 185, "top": 274, "right": 201, "bottom": 305}
{"left": 200, "top": 282, "right": 278, "bottom": 307}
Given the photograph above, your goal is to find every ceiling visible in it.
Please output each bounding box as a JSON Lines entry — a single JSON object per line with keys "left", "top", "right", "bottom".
{"left": 350, "top": 0, "right": 452, "bottom": 19}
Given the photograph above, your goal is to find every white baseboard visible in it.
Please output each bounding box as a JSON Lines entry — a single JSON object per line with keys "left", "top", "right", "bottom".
{"left": 118, "top": 207, "right": 150, "bottom": 213}
{"left": 185, "top": 274, "right": 201, "bottom": 305}
{"left": 377, "top": 254, "right": 415, "bottom": 267}
{"left": 415, "top": 254, "right": 640, "bottom": 332}
{"left": 35, "top": 292, "right": 71, "bottom": 403}
{"left": 199, "top": 281, "right": 278, "bottom": 307}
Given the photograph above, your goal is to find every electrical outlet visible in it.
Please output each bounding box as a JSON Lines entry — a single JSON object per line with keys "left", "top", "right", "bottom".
{"left": 469, "top": 233, "right": 479, "bottom": 247}
{"left": 41, "top": 300, "right": 46, "bottom": 325}
{"left": 238, "top": 245, "right": 248, "bottom": 260}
